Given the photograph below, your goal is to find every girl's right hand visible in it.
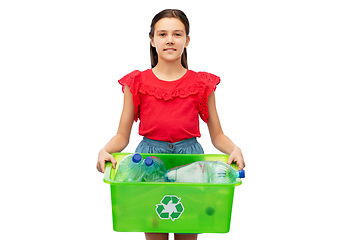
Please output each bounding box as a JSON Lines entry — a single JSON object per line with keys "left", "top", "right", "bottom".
{"left": 96, "top": 148, "right": 117, "bottom": 173}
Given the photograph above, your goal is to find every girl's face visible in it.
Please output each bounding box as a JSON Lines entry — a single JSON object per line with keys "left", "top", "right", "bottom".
{"left": 151, "top": 18, "right": 190, "bottom": 65}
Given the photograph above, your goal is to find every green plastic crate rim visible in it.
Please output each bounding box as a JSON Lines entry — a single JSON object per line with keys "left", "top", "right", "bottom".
{"left": 103, "top": 153, "right": 242, "bottom": 233}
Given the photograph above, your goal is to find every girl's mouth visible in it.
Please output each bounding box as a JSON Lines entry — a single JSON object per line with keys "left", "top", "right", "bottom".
{"left": 164, "top": 48, "right": 176, "bottom": 52}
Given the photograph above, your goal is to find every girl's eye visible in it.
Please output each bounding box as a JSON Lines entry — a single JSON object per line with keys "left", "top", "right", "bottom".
{"left": 175, "top": 33, "right": 181, "bottom": 37}
{"left": 159, "top": 33, "right": 166, "bottom": 37}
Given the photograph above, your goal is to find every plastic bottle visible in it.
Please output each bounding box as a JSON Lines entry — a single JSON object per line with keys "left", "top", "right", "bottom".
{"left": 208, "top": 161, "right": 245, "bottom": 184}
{"left": 114, "top": 153, "right": 144, "bottom": 182}
{"left": 165, "top": 161, "right": 209, "bottom": 183}
{"left": 142, "top": 156, "right": 166, "bottom": 182}
{"left": 165, "top": 161, "right": 245, "bottom": 183}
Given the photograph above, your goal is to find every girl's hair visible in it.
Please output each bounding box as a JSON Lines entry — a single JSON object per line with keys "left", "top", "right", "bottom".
{"left": 149, "top": 9, "right": 190, "bottom": 69}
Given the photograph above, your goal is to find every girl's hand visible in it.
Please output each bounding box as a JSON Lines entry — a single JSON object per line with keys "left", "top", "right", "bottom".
{"left": 226, "top": 147, "right": 245, "bottom": 170}
{"left": 96, "top": 148, "right": 117, "bottom": 173}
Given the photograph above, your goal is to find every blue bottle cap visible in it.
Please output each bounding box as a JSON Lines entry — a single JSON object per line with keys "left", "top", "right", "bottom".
{"left": 144, "top": 157, "right": 154, "bottom": 166}
{"left": 238, "top": 169, "right": 245, "bottom": 178}
{"left": 132, "top": 153, "right": 142, "bottom": 163}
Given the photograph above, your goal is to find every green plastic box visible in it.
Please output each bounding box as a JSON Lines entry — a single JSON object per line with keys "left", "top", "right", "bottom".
{"left": 103, "top": 153, "right": 242, "bottom": 233}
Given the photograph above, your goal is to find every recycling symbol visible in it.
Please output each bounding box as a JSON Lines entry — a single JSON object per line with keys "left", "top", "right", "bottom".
{"left": 155, "top": 195, "right": 184, "bottom": 221}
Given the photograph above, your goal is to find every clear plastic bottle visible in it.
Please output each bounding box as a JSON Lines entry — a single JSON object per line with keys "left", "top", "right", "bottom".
{"left": 165, "top": 161, "right": 209, "bottom": 183}
{"left": 165, "top": 161, "right": 245, "bottom": 183}
{"left": 208, "top": 161, "right": 245, "bottom": 183}
{"left": 143, "top": 156, "right": 166, "bottom": 182}
{"left": 114, "top": 153, "right": 144, "bottom": 182}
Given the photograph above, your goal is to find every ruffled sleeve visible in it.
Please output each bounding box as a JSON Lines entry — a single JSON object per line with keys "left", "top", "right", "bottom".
{"left": 197, "top": 72, "right": 221, "bottom": 123}
{"left": 118, "top": 70, "right": 141, "bottom": 122}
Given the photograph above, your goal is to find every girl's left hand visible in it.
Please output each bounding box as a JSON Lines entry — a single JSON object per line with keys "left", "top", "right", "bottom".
{"left": 226, "top": 147, "right": 245, "bottom": 170}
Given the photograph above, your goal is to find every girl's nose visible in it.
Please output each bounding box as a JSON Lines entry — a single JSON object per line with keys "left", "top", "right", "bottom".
{"left": 166, "top": 37, "right": 174, "bottom": 45}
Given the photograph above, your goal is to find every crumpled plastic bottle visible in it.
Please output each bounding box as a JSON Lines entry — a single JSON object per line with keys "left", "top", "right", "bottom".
{"left": 114, "top": 153, "right": 144, "bottom": 182}
{"left": 142, "top": 156, "right": 166, "bottom": 182}
{"left": 165, "top": 161, "right": 245, "bottom": 184}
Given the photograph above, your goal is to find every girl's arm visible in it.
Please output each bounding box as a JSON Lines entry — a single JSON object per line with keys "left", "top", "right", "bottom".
{"left": 96, "top": 86, "right": 135, "bottom": 173}
{"left": 207, "top": 91, "right": 245, "bottom": 169}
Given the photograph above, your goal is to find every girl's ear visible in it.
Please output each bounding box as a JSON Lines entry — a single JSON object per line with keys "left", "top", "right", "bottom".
{"left": 150, "top": 38, "right": 155, "bottom": 48}
{"left": 185, "top": 36, "right": 190, "bottom": 48}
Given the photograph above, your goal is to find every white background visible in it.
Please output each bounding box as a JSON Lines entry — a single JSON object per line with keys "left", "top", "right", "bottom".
{"left": 1, "top": 0, "right": 345, "bottom": 239}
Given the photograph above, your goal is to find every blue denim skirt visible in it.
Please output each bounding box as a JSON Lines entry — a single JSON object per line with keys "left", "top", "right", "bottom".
{"left": 135, "top": 137, "right": 204, "bottom": 154}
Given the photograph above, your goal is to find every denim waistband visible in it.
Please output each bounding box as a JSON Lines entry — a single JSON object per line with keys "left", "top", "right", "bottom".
{"left": 142, "top": 137, "right": 198, "bottom": 149}
{"left": 136, "top": 137, "right": 204, "bottom": 154}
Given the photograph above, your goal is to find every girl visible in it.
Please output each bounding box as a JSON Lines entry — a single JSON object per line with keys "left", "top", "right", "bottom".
{"left": 97, "top": 9, "right": 245, "bottom": 240}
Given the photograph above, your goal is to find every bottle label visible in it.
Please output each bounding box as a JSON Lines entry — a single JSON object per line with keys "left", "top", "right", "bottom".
{"left": 155, "top": 195, "right": 184, "bottom": 221}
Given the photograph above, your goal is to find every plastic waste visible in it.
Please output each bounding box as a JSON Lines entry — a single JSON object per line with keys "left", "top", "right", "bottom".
{"left": 165, "top": 161, "right": 208, "bottom": 183}
{"left": 114, "top": 153, "right": 144, "bottom": 182}
{"left": 208, "top": 161, "right": 245, "bottom": 183}
{"left": 143, "top": 156, "right": 166, "bottom": 182}
{"left": 165, "top": 161, "right": 245, "bottom": 184}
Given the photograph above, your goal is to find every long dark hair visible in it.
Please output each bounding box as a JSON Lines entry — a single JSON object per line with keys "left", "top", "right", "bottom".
{"left": 149, "top": 9, "right": 190, "bottom": 69}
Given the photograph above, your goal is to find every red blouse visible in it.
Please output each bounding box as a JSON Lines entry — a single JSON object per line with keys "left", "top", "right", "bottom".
{"left": 119, "top": 69, "right": 220, "bottom": 143}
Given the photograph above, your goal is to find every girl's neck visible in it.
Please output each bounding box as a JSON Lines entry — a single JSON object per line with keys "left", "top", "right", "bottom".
{"left": 152, "top": 61, "right": 187, "bottom": 81}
